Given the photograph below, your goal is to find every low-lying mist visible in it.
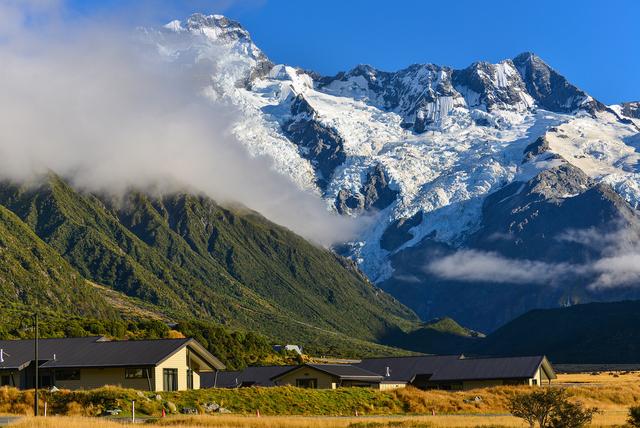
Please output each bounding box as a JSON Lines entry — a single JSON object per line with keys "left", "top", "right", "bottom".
{"left": 0, "top": 0, "right": 361, "bottom": 246}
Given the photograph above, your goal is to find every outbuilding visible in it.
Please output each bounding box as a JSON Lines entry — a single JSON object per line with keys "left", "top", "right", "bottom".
{"left": 270, "top": 363, "right": 384, "bottom": 389}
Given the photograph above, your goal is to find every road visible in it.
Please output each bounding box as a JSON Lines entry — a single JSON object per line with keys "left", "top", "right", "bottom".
{"left": 0, "top": 416, "right": 20, "bottom": 426}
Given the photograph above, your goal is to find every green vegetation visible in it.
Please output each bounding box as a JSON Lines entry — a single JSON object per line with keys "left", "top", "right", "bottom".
{"left": 380, "top": 317, "right": 482, "bottom": 355}
{"left": 628, "top": 406, "right": 640, "bottom": 427}
{"left": 0, "top": 308, "right": 292, "bottom": 370}
{"left": 0, "top": 386, "right": 404, "bottom": 417}
{"left": 473, "top": 300, "right": 640, "bottom": 363}
{"left": 0, "top": 205, "right": 116, "bottom": 320}
{"left": 0, "top": 174, "right": 419, "bottom": 358}
{"left": 170, "top": 386, "right": 402, "bottom": 417}
{"left": 174, "top": 320, "right": 297, "bottom": 369}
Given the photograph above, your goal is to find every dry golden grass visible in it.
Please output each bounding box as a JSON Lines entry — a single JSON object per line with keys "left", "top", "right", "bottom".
{"left": 7, "top": 412, "right": 631, "bottom": 427}
{"left": 390, "top": 381, "right": 640, "bottom": 415}
{"left": 6, "top": 414, "right": 526, "bottom": 428}
{"left": 151, "top": 414, "right": 527, "bottom": 427}
{"left": 557, "top": 370, "right": 640, "bottom": 385}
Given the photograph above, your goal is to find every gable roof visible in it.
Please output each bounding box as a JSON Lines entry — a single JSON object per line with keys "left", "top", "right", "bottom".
{"left": 271, "top": 364, "right": 383, "bottom": 382}
{"left": 355, "top": 355, "right": 462, "bottom": 382}
{"left": 0, "top": 337, "right": 224, "bottom": 371}
{"left": 0, "top": 336, "right": 105, "bottom": 371}
{"left": 428, "top": 356, "right": 553, "bottom": 381}
{"left": 356, "top": 354, "right": 556, "bottom": 383}
{"left": 202, "top": 365, "right": 295, "bottom": 388}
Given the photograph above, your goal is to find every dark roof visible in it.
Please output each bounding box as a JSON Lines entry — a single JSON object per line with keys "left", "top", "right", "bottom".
{"left": 272, "top": 364, "right": 383, "bottom": 382}
{"left": 355, "top": 355, "right": 462, "bottom": 382}
{"left": 356, "top": 355, "right": 554, "bottom": 383}
{"left": 202, "top": 365, "right": 295, "bottom": 388}
{"left": 0, "top": 337, "right": 104, "bottom": 370}
{"left": 0, "top": 336, "right": 224, "bottom": 371}
{"left": 201, "top": 355, "right": 555, "bottom": 388}
{"left": 428, "top": 356, "right": 547, "bottom": 381}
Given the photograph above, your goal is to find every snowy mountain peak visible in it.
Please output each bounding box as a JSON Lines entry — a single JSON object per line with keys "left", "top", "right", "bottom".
{"left": 168, "top": 13, "right": 252, "bottom": 42}
{"left": 158, "top": 13, "right": 269, "bottom": 69}
{"left": 512, "top": 51, "right": 606, "bottom": 115}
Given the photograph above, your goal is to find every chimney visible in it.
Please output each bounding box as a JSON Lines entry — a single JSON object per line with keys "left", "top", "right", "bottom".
{"left": 0, "top": 349, "right": 4, "bottom": 363}
{"left": 385, "top": 366, "right": 391, "bottom": 377}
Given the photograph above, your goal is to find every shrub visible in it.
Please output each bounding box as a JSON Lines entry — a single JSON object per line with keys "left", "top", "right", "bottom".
{"left": 629, "top": 406, "right": 640, "bottom": 428}
{"left": 507, "top": 388, "right": 597, "bottom": 428}
{"left": 548, "top": 400, "right": 598, "bottom": 428}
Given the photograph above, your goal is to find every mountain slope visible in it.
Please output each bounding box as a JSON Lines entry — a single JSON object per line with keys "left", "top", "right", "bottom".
{"left": 0, "top": 204, "right": 116, "bottom": 319}
{"left": 381, "top": 317, "right": 483, "bottom": 355}
{"left": 381, "top": 159, "right": 640, "bottom": 331}
{"left": 0, "top": 175, "right": 418, "bottom": 354}
{"left": 472, "top": 300, "right": 640, "bottom": 363}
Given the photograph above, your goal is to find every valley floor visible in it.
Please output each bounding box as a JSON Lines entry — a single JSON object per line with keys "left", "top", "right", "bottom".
{"left": 2, "top": 372, "right": 639, "bottom": 427}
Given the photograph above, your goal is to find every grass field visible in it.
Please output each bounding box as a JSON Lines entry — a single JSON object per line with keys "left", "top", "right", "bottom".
{"left": 5, "top": 412, "right": 632, "bottom": 427}
{"left": 557, "top": 370, "right": 640, "bottom": 385}
{"left": 2, "top": 374, "right": 639, "bottom": 427}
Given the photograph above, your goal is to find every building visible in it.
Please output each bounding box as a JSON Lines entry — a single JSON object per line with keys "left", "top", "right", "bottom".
{"left": 201, "top": 365, "right": 295, "bottom": 388}
{"left": 208, "top": 355, "right": 556, "bottom": 391}
{"left": 354, "top": 354, "right": 461, "bottom": 389}
{"left": 355, "top": 355, "right": 556, "bottom": 390}
{"left": 0, "top": 336, "right": 224, "bottom": 391}
{"left": 270, "top": 364, "right": 388, "bottom": 389}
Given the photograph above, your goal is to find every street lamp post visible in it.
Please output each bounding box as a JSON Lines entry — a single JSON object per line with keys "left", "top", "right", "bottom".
{"left": 34, "top": 311, "right": 39, "bottom": 416}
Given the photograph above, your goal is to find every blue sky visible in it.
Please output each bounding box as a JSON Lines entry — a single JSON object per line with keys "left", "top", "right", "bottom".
{"left": 65, "top": 0, "right": 639, "bottom": 104}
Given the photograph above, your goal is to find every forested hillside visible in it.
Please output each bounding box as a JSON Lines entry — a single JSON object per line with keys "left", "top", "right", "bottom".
{"left": 0, "top": 174, "right": 417, "bottom": 359}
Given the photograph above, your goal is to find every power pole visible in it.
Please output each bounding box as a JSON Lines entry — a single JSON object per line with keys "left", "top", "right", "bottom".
{"left": 34, "top": 310, "right": 39, "bottom": 416}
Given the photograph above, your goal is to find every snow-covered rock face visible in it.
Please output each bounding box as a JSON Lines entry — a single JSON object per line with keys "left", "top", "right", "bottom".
{"left": 621, "top": 101, "right": 640, "bottom": 119}
{"left": 142, "top": 14, "right": 640, "bottom": 294}
{"left": 512, "top": 52, "right": 607, "bottom": 115}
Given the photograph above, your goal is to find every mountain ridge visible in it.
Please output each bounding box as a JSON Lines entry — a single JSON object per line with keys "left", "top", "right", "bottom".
{"left": 0, "top": 173, "right": 418, "bottom": 357}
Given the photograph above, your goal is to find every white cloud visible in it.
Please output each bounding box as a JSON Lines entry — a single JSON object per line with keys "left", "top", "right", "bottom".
{"left": 591, "top": 254, "right": 640, "bottom": 289}
{"left": 426, "top": 250, "right": 578, "bottom": 285}
{"left": 426, "top": 224, "right": 640, "bottom": 289}
{"left": 0, "top": 1, "right": 360, "bottom": 246}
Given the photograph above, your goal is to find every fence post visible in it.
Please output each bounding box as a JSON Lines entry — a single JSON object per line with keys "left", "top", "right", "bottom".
{"left": 132, "top": 400, "right": 135, "bottom": 423}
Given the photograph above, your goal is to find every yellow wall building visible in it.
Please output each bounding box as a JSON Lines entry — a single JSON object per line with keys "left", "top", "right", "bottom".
{"left": 0, "top": 336, "right": 224, "bottom": 391}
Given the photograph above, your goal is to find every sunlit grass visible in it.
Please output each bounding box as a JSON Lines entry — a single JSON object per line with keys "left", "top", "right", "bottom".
{"left": 8, "top": 412, "right": 631, "bottom": 427}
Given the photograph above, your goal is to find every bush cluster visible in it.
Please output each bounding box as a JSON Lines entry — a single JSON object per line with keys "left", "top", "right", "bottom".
{"left": 507, "top": 388, "right": 598, "bottom": 428}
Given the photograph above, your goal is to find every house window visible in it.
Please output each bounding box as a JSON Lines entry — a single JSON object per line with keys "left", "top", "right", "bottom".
{"left": 187, "top": 369, "right": 194, "bottom": 390}
{"left": 55, "top": 369, "right": 80, "bottom": 381}
{"left": 296, "top": 378, "right": 317, "bottom": 389}
{"left": 532, "top": 379, "right": 538, "bottom": 385}
{"left": 163, "top": 368, "right": 178, "bottom": 391}
{"left": 125, "top": 368, "right": 146, "bottom": 379}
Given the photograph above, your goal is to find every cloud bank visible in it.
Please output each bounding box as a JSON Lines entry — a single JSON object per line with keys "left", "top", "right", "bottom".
{"left": 0, "top": 1, "right": 360, "bottom": 246}
{"left": 426, "top": 226, "right": 640, "bottom": 289}
{"left": 427, "top": 250, "right": 578, "bottom": 285}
